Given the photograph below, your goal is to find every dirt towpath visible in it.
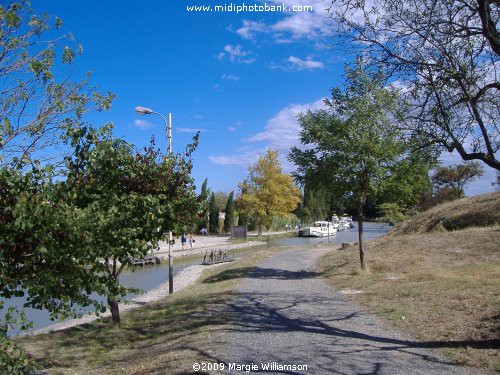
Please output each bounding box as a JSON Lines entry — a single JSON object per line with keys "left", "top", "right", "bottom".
{"left": 218, "top": 245, "right": 481, "bottom": 374}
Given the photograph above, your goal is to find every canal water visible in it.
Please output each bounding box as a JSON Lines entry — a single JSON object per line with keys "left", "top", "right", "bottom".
{"left": 2, "top": 221, "right": 390, "bottom": 335}
{"left": 269, "top": 221, "right": 390, "bottom": 246}
{"left": 1, "top": 248, "right": 257, "bottom": 335}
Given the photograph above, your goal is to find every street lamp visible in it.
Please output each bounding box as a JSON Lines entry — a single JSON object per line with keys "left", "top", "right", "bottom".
{"left": 135, "top": 105, "right": 174, "bottom": 294}
{"left": 135, "top": 106, "right": 172, "bottom": 155}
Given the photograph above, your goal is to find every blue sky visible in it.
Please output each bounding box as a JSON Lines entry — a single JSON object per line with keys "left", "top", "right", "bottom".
{"left": 38, "top": 1, "right": 497, "bottom": 196}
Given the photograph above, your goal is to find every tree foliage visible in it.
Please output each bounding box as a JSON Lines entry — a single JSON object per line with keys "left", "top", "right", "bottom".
{"left": 432, "top": 161, "right": 484, "bottom": 200}
{"left": 0, "top": 1, "right": 114, "bottom": 167}
{"left": 379, "top": 203, "right": 408, "bottom": 226}
{"left": 208, "top": 192, "right": 219, "bottom": 234}
{"left": 289, "top": 61, "right": 434, "bottom": 269}
{"left": 223, "top": 191, "right": 235, "bottom": 232}
{"left": 197, "top": 178, "right": 209, "bottom": 229}
{"left": 212, "top": 191, "right": 229, "bottom": 212}
{"left": 329, "top": 0, "right": 499, "bottom": 170}
{"left": 0, "top": 125, "right": 202, "bottom": 325}
{"left": 237, "top": 150, "right": 301, "bottom": 235}
{"left": 296, "top": 185, "right": 330, "bottom": 224}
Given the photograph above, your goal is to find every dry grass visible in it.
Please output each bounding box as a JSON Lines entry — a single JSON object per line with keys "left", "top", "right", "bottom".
{"left": 319, "top": 226, "right": 500, "bottom": 371}
{"left": 392, "top": 191, "right": 500, "bottom": 234}
{"left": 17, "top": 245, "right": 290, "bottom": 374}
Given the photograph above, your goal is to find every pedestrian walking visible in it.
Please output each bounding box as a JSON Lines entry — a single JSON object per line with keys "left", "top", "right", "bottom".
{"left": 181, "top": 233, "right": 187, "bottom": 250}
{"left": 189, "top": 234, "right": 194, "bottom": 249}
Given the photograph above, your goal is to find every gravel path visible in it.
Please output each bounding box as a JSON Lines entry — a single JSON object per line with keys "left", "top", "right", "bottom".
{"left": 220, "top": 246, "right": 481, "bottom": 375}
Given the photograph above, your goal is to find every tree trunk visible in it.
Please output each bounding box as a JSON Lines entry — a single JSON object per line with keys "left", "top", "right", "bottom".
{"left": 107, "top": 295, "right": 120, "bottom": 325}
{"left": 357, "top": 197, "right": 366, "bottom": 271}
{"left": 108, "top": 259, "right": 121, "bottom": 325}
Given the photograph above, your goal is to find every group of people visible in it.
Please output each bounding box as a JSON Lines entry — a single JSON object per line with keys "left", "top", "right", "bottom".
{"left": 180, "top": 233, "right": 195, "bottom": 250}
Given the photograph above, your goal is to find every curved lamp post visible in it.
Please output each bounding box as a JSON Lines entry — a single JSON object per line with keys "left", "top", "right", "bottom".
{"left": 135, "top": 105, "right": 174, "bottom": 294}
{"left": 135, "top": 106, "right": 172, "bottom": 155}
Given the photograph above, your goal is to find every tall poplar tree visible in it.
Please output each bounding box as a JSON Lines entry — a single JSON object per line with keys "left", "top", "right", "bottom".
{"left": 208, "top": 192, "right": 219, "bottom": 234}
{"left": 223, "top": 191, "right": 235, "bottom": 232}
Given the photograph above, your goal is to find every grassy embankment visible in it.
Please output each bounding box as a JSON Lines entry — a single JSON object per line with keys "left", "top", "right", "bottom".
{"left": 319, "top": 192, "right": 500, "bottom": 371}
{"left": 17, "top": 244, "right": 289, "bottom": 374}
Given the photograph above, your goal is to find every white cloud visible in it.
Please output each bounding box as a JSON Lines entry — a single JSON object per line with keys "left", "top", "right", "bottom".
{"left": 287, "top": 56, "right": 324, "bottom": 70}
{"left": 225, "top": 44, "right": 246, "bottom": 57}
{"left": 236, "top": 20, "right": 267, "bottom": 40}
{"left": 134, "top": 119, "right": 154, "bottom": 130}
{"left": 209, "top": 98, "right": 327, "bottom": 170}
{"left": 228, "top": 126, "right": 237, "bottom": 132}
{"left": 221, "top": 74, "right": 241, "bottom": 81}
{"left": 233, "top": 1, "right": 331, "bottom": 43}
{"left": 246, "top": 98, "right": 326, "bottom": 151}
{"left": 194, "top": 114, "right": 204, "bottom": 120}
{"left": 218, "top": 44, "right": 255, "bottom": 64}
{"left": 176, "top": 127, "right": 205, "bottom": 133}
{"left": 208, "top": 148, "right": 265, "bottom": 167}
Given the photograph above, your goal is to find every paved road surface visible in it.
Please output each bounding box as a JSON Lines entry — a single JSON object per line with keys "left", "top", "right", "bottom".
{"left": 219, "top": 246, "right": 481, "bottom": 375}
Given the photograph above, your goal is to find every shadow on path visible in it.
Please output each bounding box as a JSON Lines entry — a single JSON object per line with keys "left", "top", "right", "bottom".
{"left": 225, "top": 292, "right": 500, "bottom": 352}
{"left": 203, "top": 267, "right": 322, "bottom": 284}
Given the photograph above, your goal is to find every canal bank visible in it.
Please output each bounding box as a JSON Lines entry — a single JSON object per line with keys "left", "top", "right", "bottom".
{"left": 4, "top": 222, "right": 389, "bottom": 335}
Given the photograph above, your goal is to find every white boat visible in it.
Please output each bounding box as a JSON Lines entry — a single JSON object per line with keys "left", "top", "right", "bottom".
{"left": 336, "top": 216, "right": 355, "bottom": 230}
{"left": 299, "top": 221, "right": 338, "bottom": 237}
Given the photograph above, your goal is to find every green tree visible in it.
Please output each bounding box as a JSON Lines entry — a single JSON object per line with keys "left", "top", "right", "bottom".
{"left": 300, "top": 185, "right": 330, "bottom": 223}
{"left": 377, "top": 152, "right": 434, "bottom": 210}
{"left": 64, "top": 125, "right": 201, "bottom": 324}
{"left": 213, "top": 191, "right": 229, "bottom": 212}
{"left": 223, "top": 191, "right": 235, "bottom": 232}
{"left": 0, "top": 125, "right": 202, "bottom": 326}
{"left": 197, "top": 178, "right": 209, "bottom": 231}
{"left": 432, "top": 162, "right": 484, "bottom": 201}
{"left": 208, "top": 192, "right": 219, "bottom": 234}
{"left": 237, "top": 150, "right": 301, "bottom": 235}
{"left": 290, "top": 61, "right": 431, "bottom": 270}
{"left": 379, "top": 203, "right": 408, "bottom": 226}
{"left": 0, "top": 1, "right": 113, "bottom": 168}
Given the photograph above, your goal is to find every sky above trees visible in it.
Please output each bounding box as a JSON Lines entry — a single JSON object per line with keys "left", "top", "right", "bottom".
{"left": 37, "top": 0, "right": 497, "bottom": 195}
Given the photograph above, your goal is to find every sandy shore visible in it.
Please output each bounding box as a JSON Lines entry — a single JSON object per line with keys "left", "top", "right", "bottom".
{"left": 23, "top": 262, "right": 228, "bottom": 336}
